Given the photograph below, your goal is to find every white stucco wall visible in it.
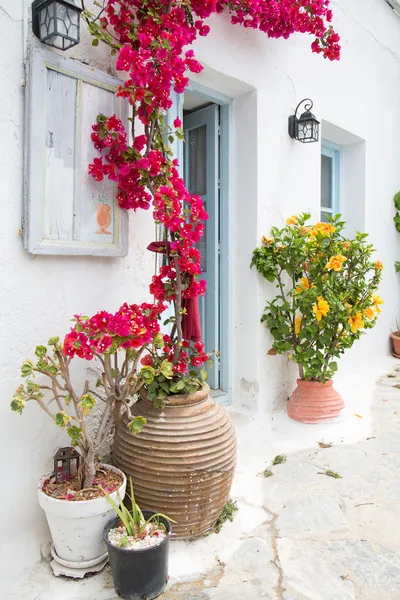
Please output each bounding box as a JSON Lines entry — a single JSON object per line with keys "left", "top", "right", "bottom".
{"left": 0, "top": 0, "right": 155, "bottom": 555}
{"left": 1, "top": 0, "right": 400, "bottom": 576}
{"left": 189, "top": 0, "right": 400, "bottom": 412}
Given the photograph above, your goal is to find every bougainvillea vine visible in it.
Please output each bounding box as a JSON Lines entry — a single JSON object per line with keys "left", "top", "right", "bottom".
{"left": 82, "top": 0, "right": 340, "bottom": 391}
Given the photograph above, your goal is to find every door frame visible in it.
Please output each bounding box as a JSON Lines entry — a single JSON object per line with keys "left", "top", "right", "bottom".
{"left": 185, "top": 81, "right": 233, "bottom": 405}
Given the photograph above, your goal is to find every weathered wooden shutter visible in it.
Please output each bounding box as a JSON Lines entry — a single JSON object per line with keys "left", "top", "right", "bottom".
{"left": 24, "top": 46, "right": 128, "bottom": 256}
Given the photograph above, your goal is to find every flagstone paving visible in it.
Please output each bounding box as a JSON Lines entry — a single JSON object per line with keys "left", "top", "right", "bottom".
{"left": 161, "top": 373, "right": 400, "bottom": 600}
{"left": 7, "top": 370, "right": 400, "bottom": 600}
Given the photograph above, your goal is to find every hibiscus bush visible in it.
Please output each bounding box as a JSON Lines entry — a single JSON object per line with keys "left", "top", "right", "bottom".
{"left": 251, "top": 214, "right": 383, "bottom": 382}
{"left": 11, "top": 302, "right": 163, "bottom": 489}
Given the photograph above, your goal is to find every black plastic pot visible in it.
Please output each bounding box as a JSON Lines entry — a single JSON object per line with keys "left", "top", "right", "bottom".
{"left": 104, "top": 511, "right": 171, "bottom": 600}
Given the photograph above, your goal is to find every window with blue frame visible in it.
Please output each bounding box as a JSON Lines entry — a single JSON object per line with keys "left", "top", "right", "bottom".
{"left": 321, "top": 143, "right": 341, "bottom": 222}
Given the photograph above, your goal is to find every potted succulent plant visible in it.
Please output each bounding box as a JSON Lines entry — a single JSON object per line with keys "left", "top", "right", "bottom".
{"left": 103, "top": 477, "right": 173, "bottom": 600}
{"left": 251, "top": 213, "right": 383, "bottom": 424}
{"left": 11, "top": 301, "right": 164, "bottom": 574}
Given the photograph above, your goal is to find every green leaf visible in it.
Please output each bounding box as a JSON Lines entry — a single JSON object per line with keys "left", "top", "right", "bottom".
{"left": 153, "top": 333, "right": 164, "bottom": 348}
{"left": 21, "top": 361, "right": 34, "bottom": 378}
{"left": 48, "top": 336, "right": 60, "bottom": 346}
{"left": 200, "top": 369, "right": 208, "bottom": 381}
{"left": 55, "top": 411, "right": 71, "bottom": 427}
{"left": 92, "top": 38, "right": 99, "bottom": 46}
{"left": 140, "top": 366, "right": 155, "bottom": 385}
{"left": 128, "top": 416, "right": 146, "bottom": 434}
{"left": 67, "top": 425, "right": 83, "bottom": 446}
{"left": 11, "top": 393, "right": 25, "bottom": 414}
{"left": 78, "top": 394, "right": 96, "bottom": 415}
{"left": 160, "top": 359, "right": 173, "bottom": 379}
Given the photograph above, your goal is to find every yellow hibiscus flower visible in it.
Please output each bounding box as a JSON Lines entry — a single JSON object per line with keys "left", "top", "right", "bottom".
{"left": 296, "top": 277, "right": 310, "bottom": 293}
{"left": 299, "top": 226, "right": 311, "bottom": 236}
{"left": 348, "top": 312, "right": 364, "bottom": 333}
{"left": 363, "top": 307, "right": 375, "bottom": 320}
{"left": 286, "top": 215, "right": 298, "bottom": 226}
{"left": 313, "top": 296, "right": 330, "bottom": 321}
{"left": 325, "top": 254, "right": 347, "bottom": 272}
{"left": 295, "top": 315, "right": 303, "bottom": 335}
{"left": 262, "top": 235, "right": 274, "bottom": 245}
{"left": 372, "top": 294, "right": 384, "bottom": 313}
{"left": 310, "top": 222, "right": 336, "bottom": 238}
{"left": 374, "top": 261, "right": 383, "bottom": 271}
{"left": 342, "top": 241, "right": 351, "bottom": 250}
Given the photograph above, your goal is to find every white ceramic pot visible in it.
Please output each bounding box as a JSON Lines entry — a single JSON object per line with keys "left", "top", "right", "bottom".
{"left": 38, "top": 464, "right": 126, "bottom": 567}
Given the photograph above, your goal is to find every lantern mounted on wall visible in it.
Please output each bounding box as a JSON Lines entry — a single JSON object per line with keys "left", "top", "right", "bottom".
{"left": 32, "top": 0, "right": 83, "bottom": 51}
{"left": 53, "top": 447, "right": 80, "bottom": 483}
{"left": 288, "top": 98, "right": 320, "bottom": 143}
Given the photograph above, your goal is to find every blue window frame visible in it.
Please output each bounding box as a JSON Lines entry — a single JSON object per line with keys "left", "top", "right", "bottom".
{"left": 321, "top": 142, "right": 341, "bottom": 222}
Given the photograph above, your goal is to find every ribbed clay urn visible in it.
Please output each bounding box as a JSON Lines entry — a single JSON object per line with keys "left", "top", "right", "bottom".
{"left": 288, "top": 379, "right": 344, "bottom": 424}
{"left": 113, "top": 384, "right": 236, "bottom": 539}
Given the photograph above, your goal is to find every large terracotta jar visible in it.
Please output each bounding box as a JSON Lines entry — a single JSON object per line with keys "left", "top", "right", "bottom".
{"left": 113, "top": 384, "right": 236, "bottom": 539}
{"left": 288, "top": 379, "right": 344, "bottom": 424}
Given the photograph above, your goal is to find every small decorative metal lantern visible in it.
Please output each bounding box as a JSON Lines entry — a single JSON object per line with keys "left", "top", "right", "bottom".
{"left": 288, "top": 98, "right": 320, "bottom": 144}
{"left": 32, "top": 0, "right": 83, "bottom": 51}
{"left": 53, "top": 447, "right": 80, "bottom": 483}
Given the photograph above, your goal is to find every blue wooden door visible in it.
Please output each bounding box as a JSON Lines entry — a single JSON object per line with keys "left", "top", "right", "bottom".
{"left": 184, "top": 105, "right": 220, "bottom": 390}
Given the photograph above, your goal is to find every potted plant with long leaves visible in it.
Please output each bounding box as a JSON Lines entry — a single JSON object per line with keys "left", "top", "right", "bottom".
{"left": 103, "top": 477, "right": 174, "bottom": 600}
{"left": 11, "top": 301, "right": 163, "bottom": 573}
{"left": 251, "top": 214, "right": 383, "bottom": 423}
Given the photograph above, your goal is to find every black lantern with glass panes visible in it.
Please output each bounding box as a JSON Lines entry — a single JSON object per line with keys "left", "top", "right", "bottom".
{"left": 32, "top": 0, "right": 83, "bottom": 51}
{"left": 53, "top": 447, "right": 80, "bottom": 483}
{"left": 288, "top": 98, "right": 320, "bottom": 144}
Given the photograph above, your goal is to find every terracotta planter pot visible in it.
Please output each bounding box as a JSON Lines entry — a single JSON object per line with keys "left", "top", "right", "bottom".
{"left": 113, "top": 384, "right": 236, "bottom": 540}
{"left": 391, "top": 332, "right": 400, "bottom": 357}
{"left": 288, "top": 379, "right": 344, "bottom": 424}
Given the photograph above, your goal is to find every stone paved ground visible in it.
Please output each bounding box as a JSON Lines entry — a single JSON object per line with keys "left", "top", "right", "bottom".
{"left": 161, "top": 372, "right": 400, "bottom": 600}
{"left": 7, "top": 367, "right": 400, "bottom": 600}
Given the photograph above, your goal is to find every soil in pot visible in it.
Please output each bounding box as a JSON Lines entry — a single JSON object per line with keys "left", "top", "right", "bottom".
{"left": 104, "top": 512, "right": 171, "bottom": 600}
{"left": 42, "top": 467, "right": 123, "bottom": 501}
{"left": 391, "top": 332, "right": 400, "bottom": 357}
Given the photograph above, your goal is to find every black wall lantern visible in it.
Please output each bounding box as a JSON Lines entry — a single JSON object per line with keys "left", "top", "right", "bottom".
{"left": 288, "top": 98, "right": 320, "bottom": 144}
{"left": 32, "top": 0, "right": 83, "bottom": 51}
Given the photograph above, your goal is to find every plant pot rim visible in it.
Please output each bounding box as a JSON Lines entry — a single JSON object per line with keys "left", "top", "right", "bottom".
{"left": 297, "top": 378, "right": 333, "bottom": 386}
{"left": 37, "top": 463, "right": 126, "bottom": 506}
{"left": 391, "top": 332, "right": 400, "bottom": 338}
{"left": 103, "top": 513, "right": 172, "bottom": 555}
{"left": 141, "top": 383, "right": 210, "bottom": 407}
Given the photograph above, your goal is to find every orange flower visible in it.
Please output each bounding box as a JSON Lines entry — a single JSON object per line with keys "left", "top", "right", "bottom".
{"left": 325, "top": 254, "right": 347, "bottom": 272}
{"left": 348, "top": 312, "right": 364, "bottom": 333}
{"left": 363, "top": 307, "right": 375, "bottom": 320}
{"left": 313, "top": 296, "right": 330, "bottom": 321}
{"left": 262, "top": 235, "right": 274, "bottom": 245}
{"left": 295, "top": 315, "right": 303, "bottom": 335}
{"left": 286, "top": 215, "right": 298, "bottom": 226}
{"left": 310, "top": 222, "right": 336, "bottom": 238}
{"left": 342, "top": 241, "right": 351, "bottom": 250}
{"left": 299, "top": 226, "right": 311, "bottom": 236}
{"left": 296, "top": 277, "right": 310, "bottom": 293}
{"left": 374, "top": 261, "right": 383, "bottom": 270}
